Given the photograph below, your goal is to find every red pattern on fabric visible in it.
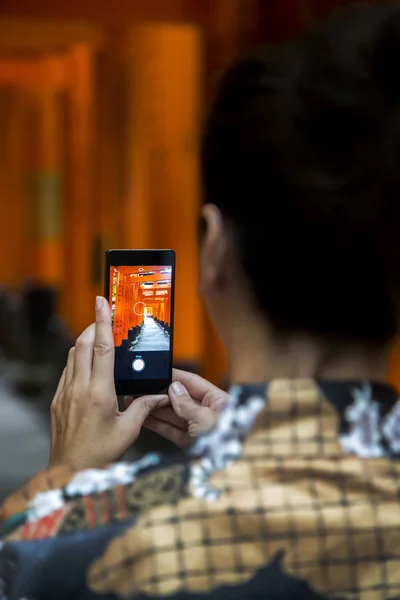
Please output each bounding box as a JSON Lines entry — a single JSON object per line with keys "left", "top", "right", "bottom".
{"left": 19, "top": 508, "right": 68, "bottom": 541}
{"left": 116, "top": 485, "right": 128, "bottom": 521}
{"left": 84, "top": 495, "right": 96, "bottom": 528}
{"left": 101, "top": 491, "right": 110, "bottom": 524}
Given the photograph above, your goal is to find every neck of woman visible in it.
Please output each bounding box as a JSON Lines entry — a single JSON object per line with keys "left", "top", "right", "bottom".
{"left": 226, "top": 317, "right": 390, "bottom": 385}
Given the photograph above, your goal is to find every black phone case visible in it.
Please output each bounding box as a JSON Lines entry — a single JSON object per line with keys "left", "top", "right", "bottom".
{"left": 104, "top": 249, "right": 175, "bottom": 396}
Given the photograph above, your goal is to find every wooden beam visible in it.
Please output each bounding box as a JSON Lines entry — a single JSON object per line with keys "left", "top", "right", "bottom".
{"left": 0, "top": 57, "right": 69, "bottom": 89}
{"left": 0, "top": 18, "right": 103, "bottom": 51}
{"left": 0, "top": 1, "right": 197, "bottom": 25}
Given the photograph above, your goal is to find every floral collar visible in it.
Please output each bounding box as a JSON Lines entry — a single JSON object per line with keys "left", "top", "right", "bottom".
{"left": 187, "top": 379, "right": 400, "bottom": 500}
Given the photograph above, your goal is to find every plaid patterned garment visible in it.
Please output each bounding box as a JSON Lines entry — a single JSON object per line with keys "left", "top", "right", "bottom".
{"left": 1, "top": 379, "right": 400, "bottom": 600}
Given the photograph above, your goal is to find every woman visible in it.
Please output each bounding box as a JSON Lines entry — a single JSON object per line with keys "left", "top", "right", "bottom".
{"left": 1, "top": 3, "right": 400, "bottom": 598}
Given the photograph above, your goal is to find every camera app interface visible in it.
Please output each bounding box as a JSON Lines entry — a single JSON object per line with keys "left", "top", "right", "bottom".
{"left": 110, "top": 265, "right": 172, "bottom": 381}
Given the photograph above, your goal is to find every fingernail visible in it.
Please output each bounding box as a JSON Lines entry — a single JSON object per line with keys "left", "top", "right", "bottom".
{"left": 213, "top": 397, "right": 227, "bottom": 412}
{"left": 170, "top": 382, "right": 186, "bottom": 396}
{"left": 95, "top": 296, "right": 103, "bottom": 310}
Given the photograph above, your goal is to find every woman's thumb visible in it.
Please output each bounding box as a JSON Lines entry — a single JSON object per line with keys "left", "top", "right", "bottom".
{"left": 122, "top": 394, "right": 168, "bottom": 436}
{"left": 169, "top": 382, "right": 218, "bottom": 436}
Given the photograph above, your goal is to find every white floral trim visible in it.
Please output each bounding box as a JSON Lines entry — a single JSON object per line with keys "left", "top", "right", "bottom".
{"left": 27, "top": 490, "right": 64, "bottom": 523}
{"left": 27, "top": 453, "right": 160, "bottom": 524}
{"left": 188, "top": 387, "right": 265, "bottom": 500}
{"left": 65, "top": 453, "right": 160, "bottom": 497}
{"left": 382, "top": 401, "right": 400, "bottom": 453}
{"left": 340, "top": 383, "right": 385, "bottom": 458}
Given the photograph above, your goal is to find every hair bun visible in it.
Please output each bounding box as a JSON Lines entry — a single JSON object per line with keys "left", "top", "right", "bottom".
{"left": 372, "top": 9, "right": 400, "bottom": 102}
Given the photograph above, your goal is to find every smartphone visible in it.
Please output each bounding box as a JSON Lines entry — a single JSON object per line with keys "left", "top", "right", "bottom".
{"left": 104, "top": 249, "right": 175, "bottom": 396}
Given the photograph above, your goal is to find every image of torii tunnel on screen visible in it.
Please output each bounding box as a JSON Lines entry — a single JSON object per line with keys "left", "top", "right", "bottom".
{"left": 110, "top": 265, "right": 172, "bottom": 380}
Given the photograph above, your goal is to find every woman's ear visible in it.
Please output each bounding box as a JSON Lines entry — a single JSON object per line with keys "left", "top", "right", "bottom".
{"left": 198, "top": 204, "right": 228, "bottom": 294}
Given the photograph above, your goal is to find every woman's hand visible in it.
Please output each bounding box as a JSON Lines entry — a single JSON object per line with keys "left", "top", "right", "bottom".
{"left": 126, "top": 369, "right": 229, "bottom": 448}
{"left": 49, "top": 297, "right": 168, "bottom": 471}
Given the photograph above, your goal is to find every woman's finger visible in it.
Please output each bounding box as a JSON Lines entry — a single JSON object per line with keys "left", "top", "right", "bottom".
{"left": 51, "top": 368, "right": 66, "bottom": 409}
{"left": 172, "top": 369, "right": 223, "bottom": 403}
{"left": 74, "top": 324, "right": 96, "bottom": 383}
{"left": 120, "top": 395, "right": 168, "bottom": 441}
{"left": 168, "top": 382, "right": 206, "bottom": 422}
{"left": 151, "top": 406, "right": 188, "bottom": 430}
{"left": 169, "top": 382, "right": 219, "bottom": 434}
{"left": 91, "top": 297, "right": 115, "bottom": 389}
{"left": 65, "top": 347, "right": 76, "bottom": 388}
{"left": 201, "top": 389, "right": 228, "bottom": 412}
{"left": 124, "top": 395, "right": 169, "bottom": 411}
{"left": 143, "top": 416, "right": 190, "bottom": 448}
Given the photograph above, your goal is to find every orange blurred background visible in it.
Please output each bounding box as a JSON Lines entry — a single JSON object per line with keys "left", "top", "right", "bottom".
{"left": 1, "top": 0, "right": 400, "bottom": 389}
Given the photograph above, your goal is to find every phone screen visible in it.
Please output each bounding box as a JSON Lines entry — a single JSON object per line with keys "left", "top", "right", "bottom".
{"left": 105, "top": 250, "right": 175, "bottom": 396}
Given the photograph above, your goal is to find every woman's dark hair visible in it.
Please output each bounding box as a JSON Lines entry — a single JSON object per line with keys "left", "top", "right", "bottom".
{"left": 201, "top": 2, "right": 400, "bottom": 345}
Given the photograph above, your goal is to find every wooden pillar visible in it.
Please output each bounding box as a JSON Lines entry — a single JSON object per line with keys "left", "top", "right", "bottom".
{"left": 64, "top": 44, "right": 95, "bottom": 335}
{"left": 0, "top": 90, "right": 13, "bottom": 285}
{"left": 8, "top": 91, "right": 29, "bottom": 289}
{"left": 0, "top": 89, "right": 27, "bottom": 288}
{"left": 28, "top": 75, "right": 63, "bottom": 288}
{"left": 123, "top": 31, "right": 152, "bottom": 250}
{"left": 124, "top": 24, "right": 203, "bottom": 368}
{"left": 92, "top": 44, "right": 126, "bottom": 296}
